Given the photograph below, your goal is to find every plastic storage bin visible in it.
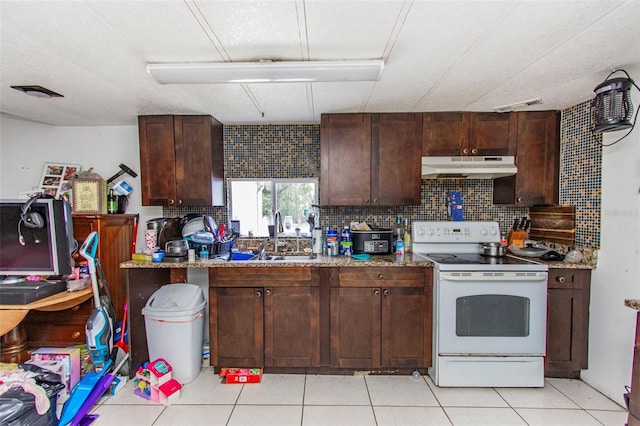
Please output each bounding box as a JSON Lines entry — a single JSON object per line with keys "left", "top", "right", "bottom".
{"left": 142, "top": 284, "right": 206, "bottom": 384}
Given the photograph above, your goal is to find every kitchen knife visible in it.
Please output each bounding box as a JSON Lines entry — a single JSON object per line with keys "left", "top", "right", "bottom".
{"left": 512, "top": 218, "right": 520, "bottom": 230}
{"left": 519, "top": 217, "right": 527, "bottom": 229}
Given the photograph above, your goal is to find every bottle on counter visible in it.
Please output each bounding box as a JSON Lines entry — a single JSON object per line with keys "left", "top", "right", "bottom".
{"left": 395, "top": 233, "right": 405, "bottom": 260}
{"left": 312, "top": 227, "right": 323, "bottom": 254}
{"left": 403, "top": 218, "right": 411, "bottom": 253}
{"left": 340, "top": 226, "right": 352, "bottom": 256}
{"left": 394, "top": 216, "right": 405, "bottom": 254}
{"left": 107, "top": 189, "right": 117, "bottom": 214}
{"left": 326, "top": 228, "right": 338, "bottom": 255}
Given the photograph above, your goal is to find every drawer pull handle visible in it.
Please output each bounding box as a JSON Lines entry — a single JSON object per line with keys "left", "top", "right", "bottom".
{"left": 265, "top": 289, "right": 272, "bottom": 296}
{"left": 71, "top": 332, "right": 81, "bottom": 340}
{"left": 373, "top": 289, "right": 380, "bottom": 296}
{"left": 256, "top": 290, "right": 263, "bottom": 298}
{"left": 378, "top": 274, "right": 384, "bottom": 280}
{"left": 556, "top": 276, "right": 566, "bottom": 283}
{"left": 71, "top": 305, "right": 80, "bottom": 311}
{"left": 383, "top": 289, "right": 390, "bottom": 296}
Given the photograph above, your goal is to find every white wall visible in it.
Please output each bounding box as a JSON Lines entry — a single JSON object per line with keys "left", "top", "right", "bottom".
{"left": 0, "top": 114, "right": 162, "bottom": 250}
{"left": 581, "top": 64, "right": 640, "bottom": 407}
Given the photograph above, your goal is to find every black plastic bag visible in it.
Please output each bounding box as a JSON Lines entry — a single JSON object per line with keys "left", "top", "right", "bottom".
{"left": 0, "top": 363, "right": 65, "bottom": 426}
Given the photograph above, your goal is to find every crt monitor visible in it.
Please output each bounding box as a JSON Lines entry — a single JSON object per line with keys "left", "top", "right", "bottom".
{"left": 0, "top": 198, "right": 75, "bottom": 277}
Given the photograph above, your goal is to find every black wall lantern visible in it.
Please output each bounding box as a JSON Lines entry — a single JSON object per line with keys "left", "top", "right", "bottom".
{"left": 590, "top": 69, "right": 637, "bottom": 134}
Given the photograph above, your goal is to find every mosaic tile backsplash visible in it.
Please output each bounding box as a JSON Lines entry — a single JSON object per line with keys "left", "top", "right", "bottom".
{"left": 166, "top": 104, "right": 602, "bottom": 249}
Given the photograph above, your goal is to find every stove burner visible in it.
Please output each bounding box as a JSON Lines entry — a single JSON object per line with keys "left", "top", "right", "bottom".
{"left": 423, "top": 252, "right": 540, "bottom": 266}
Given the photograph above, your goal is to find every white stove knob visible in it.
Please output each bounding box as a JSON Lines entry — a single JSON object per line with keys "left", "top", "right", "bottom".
{"left": 426, "top": 228, "right": 434, "bottom": 236}
{"left": 489, "top": 228, "right": 498, "bottom": 236}
{"left": 480, "top": 228, "right": 488, "bottom": 236}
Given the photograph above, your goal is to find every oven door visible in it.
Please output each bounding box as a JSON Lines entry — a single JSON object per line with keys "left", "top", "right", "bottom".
{"left": 436, "top": 271, "right": 548, "bottom": 356}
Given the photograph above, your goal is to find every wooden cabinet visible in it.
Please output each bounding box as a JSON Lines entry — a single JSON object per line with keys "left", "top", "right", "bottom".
{"left": 493, "top": 111, "right": 560, "bottom": 205}
{"left": 210, "top": 267, "right": 320, "bottom": 368}
{"left": 545, "top": 268, "right": 591, "bottom": 378}
{"left": 422, "top": 112, "right": 516, "bottom": 156}
{"left": 22, "top": 298, "right": 93, "bottom": 348}
{"left": 71, "top": 214, "right": 135, "bottom": 318}
{"left": 329, "top": 267, "right": 431, "bottom": 370}
{"left": 320, "top": 113, "right": 422, "bottom": 206}
{"left": 629, "top": 312, "right": 640, "bottom": 425}
{"left": 138, "top": 115, "right": 224, "bottom": 207}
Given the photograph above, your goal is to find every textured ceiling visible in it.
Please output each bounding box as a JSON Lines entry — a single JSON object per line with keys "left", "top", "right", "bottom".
{"left": 1, "top": 0, "right": 639, "bottom": 126}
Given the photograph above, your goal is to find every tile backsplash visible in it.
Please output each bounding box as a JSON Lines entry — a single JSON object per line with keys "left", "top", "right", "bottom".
{"left": 166, "top": 103, "right": 601, "bottom": 249}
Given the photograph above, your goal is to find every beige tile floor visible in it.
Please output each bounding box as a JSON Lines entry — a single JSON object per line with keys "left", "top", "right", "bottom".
{"left": 71, "top": 368, "right": 627, "bottom": 426}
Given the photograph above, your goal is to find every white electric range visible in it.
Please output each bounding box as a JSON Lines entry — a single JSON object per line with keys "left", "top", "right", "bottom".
{"left": 412, "top": 221, "right": 548, "bottom": 387}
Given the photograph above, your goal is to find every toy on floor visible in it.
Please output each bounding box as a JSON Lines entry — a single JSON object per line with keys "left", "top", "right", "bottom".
{"left": 134, "top": 358, "right": 181, "bottom": 405}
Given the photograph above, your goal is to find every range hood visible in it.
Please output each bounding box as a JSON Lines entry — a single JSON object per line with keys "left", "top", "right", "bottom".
{"left": 421, "top": 156, "right": 517, "bottom": 179}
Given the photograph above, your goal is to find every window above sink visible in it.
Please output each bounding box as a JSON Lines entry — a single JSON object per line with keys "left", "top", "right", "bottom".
{"left": 229, "top": 178, "right": 318, "bottom": 238}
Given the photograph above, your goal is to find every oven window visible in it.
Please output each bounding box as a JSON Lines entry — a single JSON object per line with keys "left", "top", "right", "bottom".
{"left": 456, "top": 295, "right": 530, "bottom": 337}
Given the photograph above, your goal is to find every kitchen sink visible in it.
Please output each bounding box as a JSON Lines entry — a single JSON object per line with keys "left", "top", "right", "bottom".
{"left": 265, "top": 254, "right": 319, "bottom": 262}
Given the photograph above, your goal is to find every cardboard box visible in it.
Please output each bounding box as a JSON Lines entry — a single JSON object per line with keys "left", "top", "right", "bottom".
{"left": 219, "top": 368, "right": 262, "bottom": 384}
{"left": 29, "top": 347, "right": 81, "bottom": 398}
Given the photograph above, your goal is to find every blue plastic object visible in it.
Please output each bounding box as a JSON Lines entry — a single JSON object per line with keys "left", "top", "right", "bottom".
{"left": 231, "top": 252, "right": 255, "bottom": 261}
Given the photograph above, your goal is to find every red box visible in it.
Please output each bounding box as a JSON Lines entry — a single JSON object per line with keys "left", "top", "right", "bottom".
{"left": 219, "top": 368, "right": 262, "bottom": 384}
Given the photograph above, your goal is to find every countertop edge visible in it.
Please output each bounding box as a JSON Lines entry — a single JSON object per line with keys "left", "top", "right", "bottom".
{"left": 625, "top": 299, "right": 640, "bottom": 311}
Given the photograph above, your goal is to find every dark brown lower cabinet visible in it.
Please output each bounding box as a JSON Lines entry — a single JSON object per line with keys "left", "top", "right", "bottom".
{"left": 330, "top": 267, "right": 432, "bottom": 370}
{"left": 209, "top": 268, "right": 319, "bottom": 368}
{"left": 629, "top": 313, "right": 640, "bottom": 426}
{"left": 545, "top": 268, "right": 591, "bottom": 378}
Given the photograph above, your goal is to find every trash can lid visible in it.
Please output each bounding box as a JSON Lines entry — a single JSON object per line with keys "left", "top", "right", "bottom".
{"left": 142, "top": 283, "right": 206, "bottom": 317}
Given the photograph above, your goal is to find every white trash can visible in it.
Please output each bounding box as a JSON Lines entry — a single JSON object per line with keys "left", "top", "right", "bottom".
{"left": 142, "top": 283, "right": 206, "bottom": 384}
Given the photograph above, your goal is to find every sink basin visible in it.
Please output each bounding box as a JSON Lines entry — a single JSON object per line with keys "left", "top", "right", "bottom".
{"left": 265, "top": 254, "right": 318, "bottom": 262}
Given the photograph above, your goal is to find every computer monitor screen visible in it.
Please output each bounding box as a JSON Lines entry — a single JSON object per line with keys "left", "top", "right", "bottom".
{"left": 0, "top": 198, "right": 75, "bottom": 276}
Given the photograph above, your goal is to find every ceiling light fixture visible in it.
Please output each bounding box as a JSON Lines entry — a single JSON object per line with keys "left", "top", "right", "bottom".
{"left": 10, "top": 85, "right": 64, "bottom": 98}
{"left": 493, "top": 98, "right": 543, "bottom": 113}
{"left": 146, "top": 60, "right": 384, "bottom": 84}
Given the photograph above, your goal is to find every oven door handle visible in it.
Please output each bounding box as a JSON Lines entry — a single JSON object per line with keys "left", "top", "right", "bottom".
{"left": 440, "top": 272, "right": 548, "bottom": 282}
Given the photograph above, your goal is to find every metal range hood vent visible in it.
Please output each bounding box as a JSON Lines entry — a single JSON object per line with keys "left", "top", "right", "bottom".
{"left": 421, "top": 156, "right": 517, "bottom": 179}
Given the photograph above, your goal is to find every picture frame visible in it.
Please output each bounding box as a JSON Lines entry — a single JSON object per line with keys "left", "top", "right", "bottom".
{"left": 39, "top": 163, "right": 81, "bottom": 198}
{"left": 72, "top": 178, "right": 107, "bottom": 214}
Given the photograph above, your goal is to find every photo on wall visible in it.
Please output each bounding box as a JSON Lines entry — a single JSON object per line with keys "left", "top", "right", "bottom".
{"left": 39, "top": 162, "right": 81, "bottom": 198}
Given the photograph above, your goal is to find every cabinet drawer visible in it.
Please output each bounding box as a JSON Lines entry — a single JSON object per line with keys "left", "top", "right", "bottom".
{"left": 547, "top": 269, "right": 589, "bottom": 289}
{"left": 23, "top": 299, "right": 93, "bottom": 325}
{"left": 26, "top": 324, "right": 86, "bottom": 347}
{"left": 212, "top": 267, "right": 313, "bottom": 287}
{"left": 337, "top": 267, "right": 425, "bottom": 287}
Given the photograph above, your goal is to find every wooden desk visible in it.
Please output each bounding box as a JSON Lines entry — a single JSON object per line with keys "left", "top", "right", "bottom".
{"left": 0, "top": 287, "right": 93, "bottom": 336}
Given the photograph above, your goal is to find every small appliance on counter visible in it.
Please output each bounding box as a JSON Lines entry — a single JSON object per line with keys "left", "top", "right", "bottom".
{"left": 351, "top": 229, "right": 393, "bottom": 255}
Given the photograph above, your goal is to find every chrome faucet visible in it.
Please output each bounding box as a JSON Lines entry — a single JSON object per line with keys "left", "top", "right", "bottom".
{"left": 274, "top": 210, "right": 284, "bottom": 252}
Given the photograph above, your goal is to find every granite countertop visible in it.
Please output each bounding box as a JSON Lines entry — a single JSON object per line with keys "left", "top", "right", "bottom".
{"left": 625, "top": 299, "right": 640, "bottom": 311}
{"left": 121, "top": 252, "right": 595, "bottom": 269}
{"left": 121, "top": 253, "right": 430, "bottom": 268}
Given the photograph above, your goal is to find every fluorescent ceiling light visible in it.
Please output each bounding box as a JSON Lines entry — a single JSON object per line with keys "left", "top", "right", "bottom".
{"left": 147, "top": 60, "right": 384, "bottom": 84}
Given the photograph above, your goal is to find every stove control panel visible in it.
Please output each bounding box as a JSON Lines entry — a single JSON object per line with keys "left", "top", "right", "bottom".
{"left": 412, "top": 221, "right": 500, "bottom": 244}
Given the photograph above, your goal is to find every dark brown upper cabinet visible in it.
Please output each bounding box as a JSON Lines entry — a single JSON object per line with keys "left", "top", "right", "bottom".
{"left": 138, "top": 115, "right": 224, "bottom": 206}
{"left": 493, "top": 111, "right": 560, "bottom": 206}
{"left": 320, "top": 113, "right": 422, "bottom": 206}
{"left": 422, "top": 112, "right": 517, "bottom": 156}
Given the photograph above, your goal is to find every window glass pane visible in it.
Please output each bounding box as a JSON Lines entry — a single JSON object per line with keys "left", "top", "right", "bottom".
{"left": 275, "top": 181, "right": 316, "bottom": 236}
{"left": 229, "top": 179, "right": 317, "bottom": 237}
{"left": 229, "top": 180, "right": 271, "bottom": 236}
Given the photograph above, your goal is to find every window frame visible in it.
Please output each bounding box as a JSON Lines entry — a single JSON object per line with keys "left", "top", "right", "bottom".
{"left": 228, "top": 177, "right": 319, "bottom": 237}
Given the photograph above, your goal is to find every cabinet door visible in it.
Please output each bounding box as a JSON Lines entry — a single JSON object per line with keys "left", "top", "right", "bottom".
{"left": 422, "top": 112, "right": 470, "bottom": 156}
{"left": 469, "top": 112, "right": 517, "bottom": 156}
{"left": 381, "top": 286, "right": 431, "bottom": 368}
{"left": 493, "top": 111, "right": 559, "bottom": 205}
{"left": 320, "top": 114, "right": 371, "bottom": 205}
{"left": 138, "top": 115, "right": 178, "bottom": 206}
{"left": 330, "top": 287, "right": 380, "bottom": 368}
{"left": 372, "top": 113, "right": 422, "bottom": 205}
{"left": 545, "top": 269, "right": 590, "bottom": 378}
{"left": 211, "top": 287, "right": 264, "bottom": 367}
{"left": 174, "top": 115, "right": 224, "bottom": 206}
{"left": 264, "top": 286, "right": 320, "bottom": 367}
{"left": 72, "top": 215, "right": 135, "bottom": 319}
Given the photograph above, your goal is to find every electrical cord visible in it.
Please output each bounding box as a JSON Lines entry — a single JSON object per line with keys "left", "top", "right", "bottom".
{"left": 591, "top": 69, "right": 639, "bottom": 147}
